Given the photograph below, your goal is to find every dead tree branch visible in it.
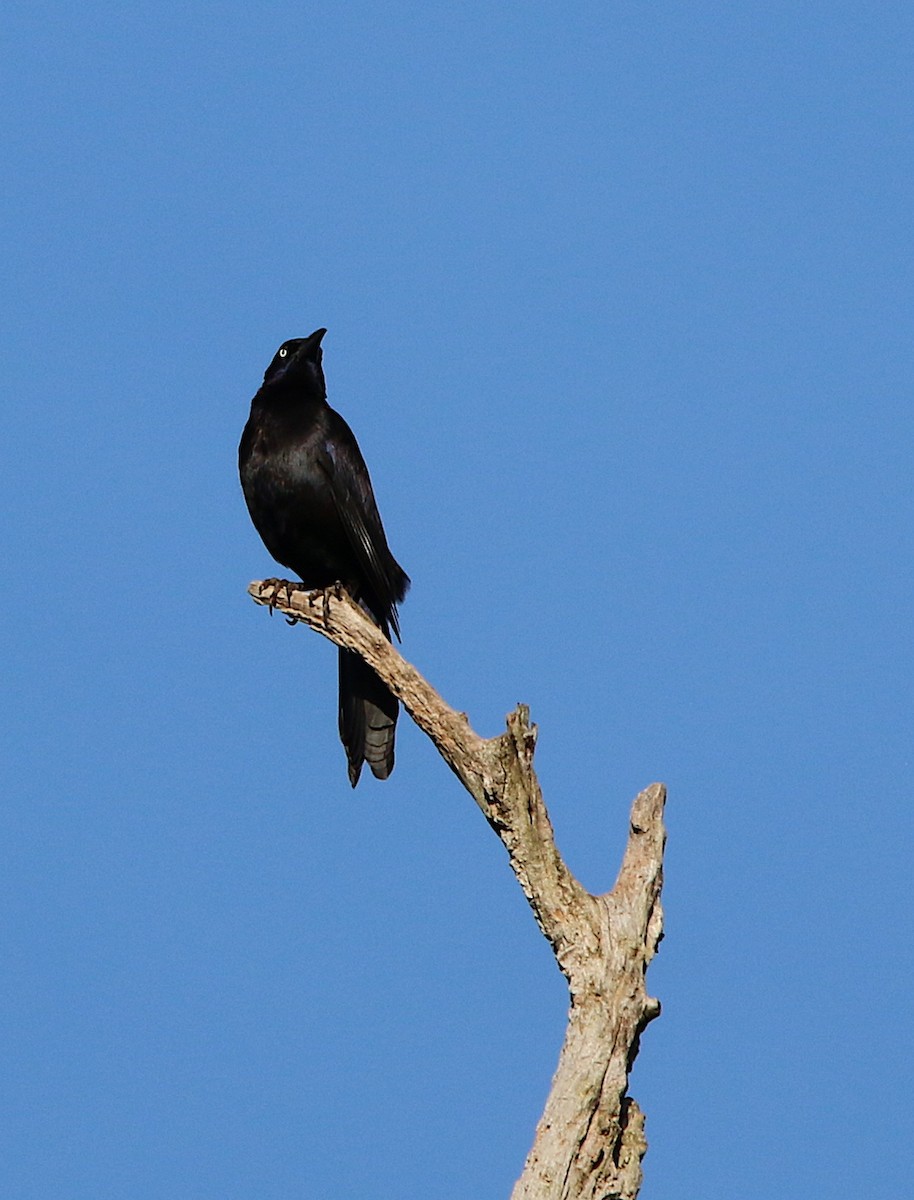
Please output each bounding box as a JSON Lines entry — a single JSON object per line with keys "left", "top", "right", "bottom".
{"left": 248, "top": 580, "right": 666, "bottom": 1200}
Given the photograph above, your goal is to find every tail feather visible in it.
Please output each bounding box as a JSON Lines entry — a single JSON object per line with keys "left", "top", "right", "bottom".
{"left": 338, "top": 647, "right": 398, "bottom": 787}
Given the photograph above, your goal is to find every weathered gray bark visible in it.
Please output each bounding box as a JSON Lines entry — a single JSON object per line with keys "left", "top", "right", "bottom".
{"left": 249, "top": 580, "right": 666, "bottom": 1200}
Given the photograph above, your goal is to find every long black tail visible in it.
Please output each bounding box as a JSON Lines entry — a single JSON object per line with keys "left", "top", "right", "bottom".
{"left": 338, "top": 647, "right": 399, "bottom": 787}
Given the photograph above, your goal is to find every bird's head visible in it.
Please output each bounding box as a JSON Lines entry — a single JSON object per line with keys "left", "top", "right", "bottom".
{"left": 262, "top": 327, "right": 328, "bottom": 392}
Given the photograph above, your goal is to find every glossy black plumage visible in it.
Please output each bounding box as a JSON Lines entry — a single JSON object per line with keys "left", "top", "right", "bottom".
{"left": 239, "top": 329, "right": 409, "bottom": 786}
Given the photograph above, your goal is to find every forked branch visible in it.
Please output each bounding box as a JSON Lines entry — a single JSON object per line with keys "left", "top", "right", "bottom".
{"left": 249, "top": 580, "right": 666, "bottom": 1200}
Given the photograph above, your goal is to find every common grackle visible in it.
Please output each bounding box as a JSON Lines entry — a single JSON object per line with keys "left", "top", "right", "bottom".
{"left": 239, "top": 328, "right": 410, "bottom": 786}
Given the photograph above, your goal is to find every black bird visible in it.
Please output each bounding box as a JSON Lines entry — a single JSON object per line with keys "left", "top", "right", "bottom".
{"left": 239, "top": 328, "right": 409, "bottom": 786}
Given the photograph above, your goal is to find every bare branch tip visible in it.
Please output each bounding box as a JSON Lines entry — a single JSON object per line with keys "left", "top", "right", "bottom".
{"left": 643, "top": 996, "right": 662, "bottom": 1022}
{"left": 505, "top": 702, "right": 532, "bottom": 730}
{"left": 629, "top": 782, "right": 667, "bottom": 833}
{"left": 504, "top": 703, "right": 538, "bottom": 757}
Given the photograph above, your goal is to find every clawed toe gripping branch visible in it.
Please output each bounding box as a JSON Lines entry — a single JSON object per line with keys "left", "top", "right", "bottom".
{"left": 248, "top": 579, "right": 667, "bottom": 1200}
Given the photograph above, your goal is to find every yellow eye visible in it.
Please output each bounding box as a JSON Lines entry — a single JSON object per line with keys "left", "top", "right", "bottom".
{"left": 279, "top": 347, "right": 288, "bottom": 358}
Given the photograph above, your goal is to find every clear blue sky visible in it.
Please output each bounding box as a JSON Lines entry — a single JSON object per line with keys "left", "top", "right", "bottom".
{"left": 2, "top": 3, "right": 911, "bottom": 1196}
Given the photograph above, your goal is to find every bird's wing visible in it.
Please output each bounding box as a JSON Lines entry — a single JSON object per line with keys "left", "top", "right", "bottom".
{"left": 316, "top": 434, "right": 401, "bottom": 638}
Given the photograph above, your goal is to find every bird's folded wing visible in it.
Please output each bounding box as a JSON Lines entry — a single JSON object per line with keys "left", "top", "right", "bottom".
{"left": 317, "top": 440, "right": 400, "bottom": 638}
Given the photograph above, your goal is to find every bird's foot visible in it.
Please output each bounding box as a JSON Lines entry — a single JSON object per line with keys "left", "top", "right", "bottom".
{"left": 259, "top": 578, "right": 303, "bottom": 620}
{"left": 259, "top": 577, "right": 284, "bottom": 614}
{"left": 305, "top": 582, "right": 344, "bottom": 629}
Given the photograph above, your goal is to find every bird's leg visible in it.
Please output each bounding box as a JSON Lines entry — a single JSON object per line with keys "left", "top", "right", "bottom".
{"left": 302, "top": 582, "right": 344, "bottom": 629}
{"left": 259, "top": 578, "right": 305, "bottom": 621}
{"left": 259, "top": 577, "right": 287, "bottom": 615}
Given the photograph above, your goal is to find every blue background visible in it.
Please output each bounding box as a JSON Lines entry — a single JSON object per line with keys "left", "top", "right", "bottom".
{"left": 2, "top": 3, "right": 911, "bottom": 1196}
